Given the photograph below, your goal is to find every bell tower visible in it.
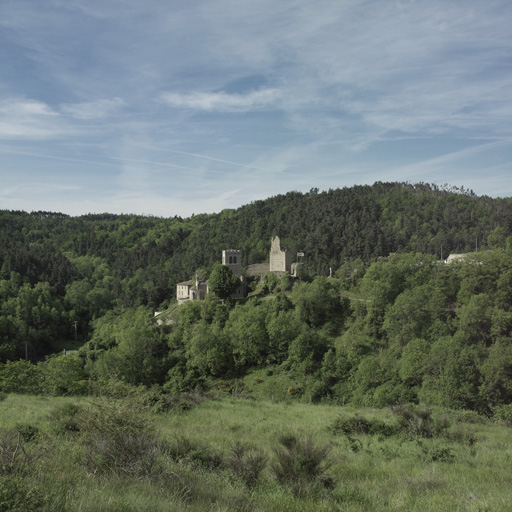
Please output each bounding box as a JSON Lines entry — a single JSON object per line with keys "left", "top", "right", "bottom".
{"left": 222, "top": 249, "right": 242, "bottom": 277}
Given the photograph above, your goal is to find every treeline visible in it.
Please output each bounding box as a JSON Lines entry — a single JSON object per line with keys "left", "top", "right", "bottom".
{"left": 0, "top": 183, "right": 512, "bottom": 370}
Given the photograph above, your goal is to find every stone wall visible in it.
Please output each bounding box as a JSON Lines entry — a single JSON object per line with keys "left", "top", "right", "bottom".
{"left": 245, "top": 263, "right": 270, "bottom": 277}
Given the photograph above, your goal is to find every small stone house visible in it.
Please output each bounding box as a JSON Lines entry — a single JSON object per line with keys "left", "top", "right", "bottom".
{"left": 176, "top": 274, "right": 209, "bottom": 305}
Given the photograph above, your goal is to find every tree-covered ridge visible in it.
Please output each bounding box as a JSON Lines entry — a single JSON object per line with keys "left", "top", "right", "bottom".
{"left": 2, "top": 182, "right": 511, "bottom": 292}
{"left": 1, "top": 181, "right": 512, "bottom": 414}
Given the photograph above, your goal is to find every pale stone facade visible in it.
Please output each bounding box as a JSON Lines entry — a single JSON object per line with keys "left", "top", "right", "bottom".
{"left": 445, "top": 253, "right": 467, "bottom": 264}
{"left": 245, "top": 263, "right": 270, "bottom": 277}
{"left": 176, "top": 236, "right": 301, "bottom": 303}
{"left": 176, "top": 274, "right": 209, "bottom": 305}
{"left": 269, "top": 236, "right": 291, "bottom": 275}
{"left": 222, "top": 249, "right": 242, "bottom": 277}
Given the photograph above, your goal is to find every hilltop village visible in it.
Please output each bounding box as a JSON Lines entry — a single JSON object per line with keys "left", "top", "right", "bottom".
{"left": 176, "top": 236, "right": 302, "bottom": 304}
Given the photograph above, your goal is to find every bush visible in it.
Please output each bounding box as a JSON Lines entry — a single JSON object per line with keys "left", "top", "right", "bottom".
{"left": 328, "top": 415, "right": 399, "bottom": 437}
{"left": 271, "top": 433, "right": 334, "bottom": 497}
{"left": 0, "top": 475, "right": 60, "bottom": 512}
{"left": 51, "top": 403, "right": 82, "bottom": 435}
{"left": 14, "top": 425, "right": 40, "bottom": 443}
{"left": 148, "top": 391, "right": 205, "bottom": 413}
{"left": 417, "top": 439, "right": 455, "bottom": 463}
{"left": 391, "top": 404, "right": 450, "bottom": 438}
{"left": 493, "top": 404, "right": 512, "bottom": 426}
{"left": 77, "top": 399, "right": 159, "bottom": 478}
{"left": 227, "top": 442, "right": 267, "bottom": 488}
{"left": 448, "top": 409, "right": 488, "bottom": 425}
{"left": 164, "top": 435, "right": 223, "bottom": 470}
{"left": 0, "top": 428, "right": 42, "bottom": 476}
{"left": 0, "top": 361, "right": 42, "bottom": 395}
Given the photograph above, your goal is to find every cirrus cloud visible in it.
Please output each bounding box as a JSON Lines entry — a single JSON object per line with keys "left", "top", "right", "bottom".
{"left": 160, "top": 88, "right": 281, "bottom": 112}
{"left": 60, "top": 97, "right": 125, "bottom": 120}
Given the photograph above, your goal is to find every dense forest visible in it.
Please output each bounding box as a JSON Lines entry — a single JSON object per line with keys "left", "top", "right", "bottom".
{"left": 1, "top": 182, "right": 512, "bottom": 414}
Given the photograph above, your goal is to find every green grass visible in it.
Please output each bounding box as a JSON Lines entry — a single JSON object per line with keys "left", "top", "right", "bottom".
{"left": 1, "top": 393, "right": 511, "bottom": 511}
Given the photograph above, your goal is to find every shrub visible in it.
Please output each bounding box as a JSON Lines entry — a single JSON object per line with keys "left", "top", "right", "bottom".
{"left": 0, "top": 475, "right": 60, "bottom": 512}
{"left": 493, "top": 404, "right": 512, "bottom": 426}
{"left": 51, "top": 403, "right": 82, "bottom": 435}
{"left": 149, "top": 391, "right": 205, "bottom": 413}
{"left": 0, "top": 361, "right": 42, "bottom": 395}
{"left": 14, "top": 424, "right": 40, "bottom": 443}
{"left": 391, "top": 404, "right": 450, "bottom": 438}
{"left": 328, "top": 414, "right": 399, "bottom": 437}
{"left": 0, "top": 428, "right": 42, "bottom": 476}
{"left": 417, "top": 439, "right": 455, "bottom": 463}
{"left": 446, "top": 424, "right": 477, "bottom": 446}
{"left": 271, "top": 433, "right": 334, "bottom": 497}
{"left": 449, "top": 409, "right": 488, "bottom": 425}
{"left": 164, "top": 435, "right": 223, "bottom": 470}
{"left": 78, "top": 399, "right": 159, "bottom": 478}
{"left": 227, "top": 441, "right": 267, "bottom": 488}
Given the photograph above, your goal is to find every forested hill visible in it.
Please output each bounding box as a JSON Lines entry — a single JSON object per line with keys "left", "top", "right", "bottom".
{"left": 1, "top": 182, "right": 512, "bottom": 309}
{"left": 0, "top": 183, "right": 512, "bottom": 382}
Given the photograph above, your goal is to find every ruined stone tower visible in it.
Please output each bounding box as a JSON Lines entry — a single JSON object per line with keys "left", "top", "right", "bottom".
{"left": 269, "top": 236, "right": 291, "bottom": 275}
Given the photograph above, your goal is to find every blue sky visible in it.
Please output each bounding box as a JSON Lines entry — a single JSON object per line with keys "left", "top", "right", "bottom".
{"left": 1, "top": 0, "right": 511, "bottom": 217}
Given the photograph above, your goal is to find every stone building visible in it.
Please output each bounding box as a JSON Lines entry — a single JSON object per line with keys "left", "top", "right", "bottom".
{"left": 444, "top": 253, "right": 467, "bottom": 264}
{"left": 246, "top": 236, "right": 301, "bottom": 278}
{"left": 176, "top": 273, "right": 209, "bottom": 305}
{"left": 222, "top": 249, "right": 246, "bottom": 298}
{"left": 222, "top": 249, "right": 242, "bottom": 277}
{"left": 176, "top": 236, "right": 302, "bottom": 303}
{"left": 269, "top": 236, "right": 291, "bottom": 275}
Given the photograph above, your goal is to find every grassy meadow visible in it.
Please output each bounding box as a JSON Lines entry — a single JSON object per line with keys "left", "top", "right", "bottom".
{"left": 0, "top": 392, "right": 511, "bottom": 511}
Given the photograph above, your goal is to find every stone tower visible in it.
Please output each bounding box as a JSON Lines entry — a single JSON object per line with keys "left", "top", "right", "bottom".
{"left": 269, "top": 236, "right": 291, "bottom": 274}
{"left": 222, "top": 249, "right": 242, "bottom": 277}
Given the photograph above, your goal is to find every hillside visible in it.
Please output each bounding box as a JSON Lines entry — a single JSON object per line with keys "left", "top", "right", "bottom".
{"left": 1, "top": 181, "right": 512, "bottom": 414}
{"left": 1, "top": 182, "right": 511, "bottom": 305}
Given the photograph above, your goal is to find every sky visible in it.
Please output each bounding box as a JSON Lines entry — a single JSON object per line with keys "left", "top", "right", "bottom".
{"left": 1, "top": 0, "right": 512, "bottom": 217}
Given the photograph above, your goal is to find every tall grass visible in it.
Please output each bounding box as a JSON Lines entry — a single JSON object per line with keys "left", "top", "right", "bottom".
{"left": 0, "top": 393, "right": 511, "bottom": 511}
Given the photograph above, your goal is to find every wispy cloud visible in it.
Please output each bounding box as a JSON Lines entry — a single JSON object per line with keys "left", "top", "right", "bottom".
{"left": 160, "top": 88, "right": 281, "bottom": 112}
{"left": 0, "top": 99, "right": 67, "bottom": 139}
{"left": 60, "top": 98, "right": 125, "bottom": 120}
{"left": 1, "top": 0, "right": 512, "bottom": 216}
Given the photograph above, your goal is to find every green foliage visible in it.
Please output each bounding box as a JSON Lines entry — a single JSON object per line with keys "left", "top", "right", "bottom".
{"left": 1, "top": 394, "right": 512, "bottom": 510}
{"left": 85, "top": 307, "right": 167, "bottom": 386}
{"left": 225, "top": 300, "right": 269, "bottom": 370}
{"left": 0, "top": 475, "right": 61, "bottom": 512}
{"left": 40, "top": 355, "right": 88, "bottom": 396}
{"left": 184, "top": 321, "right": 231, "bottom": 376}
{"left": 50, "top": 402, "right": 82, "bottom": 435}
{"left": 164, "top": 435, "right": 223, "bottom": 470}
{"left": 227, "top": 441, "right": 268, "bottom": 488}
{"left": 492, "top": 404, "right": 512, "bottom": 425}
{"left": 2, "top": 184, "right": 512, "bottom": 414}
{"left": 391, "top": 404, "right": 450, "bottom": 439}
{"left": 328, "top": 414, "right": 398, "bottom": 437}
{"left": 398, "top": 338, "right": 430, "bottom": 386}
{"left": 208, "top": 264, "right": 240, "bottom": 300}
{"left": 77, "top": 398, "right": 159, "bottom": 478}
{"left": 291, "top": 277, "right": 347, "bottom": 330}
{"left": 0, "top": 361, "right": 42, "bottom": 394}
{"left": 271, "top": 433, "right": 334, "bottom": 497}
